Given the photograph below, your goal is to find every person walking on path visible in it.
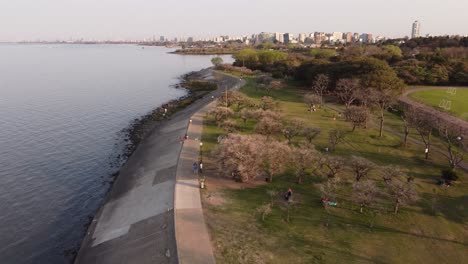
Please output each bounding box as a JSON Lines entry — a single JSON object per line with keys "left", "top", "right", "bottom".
{"left": 198, "top": 161, "right": 203, "bottom": 175}
{"left": 193, "top": 162, "right": 199, "bottom": 175}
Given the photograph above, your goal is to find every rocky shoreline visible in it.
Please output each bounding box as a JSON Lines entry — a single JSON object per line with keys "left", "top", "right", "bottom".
{"left": 120, "top": 69, "right": 215, "bottom": 159}
{"left": 70, "top": 68, "right": 216, "bottom": 262}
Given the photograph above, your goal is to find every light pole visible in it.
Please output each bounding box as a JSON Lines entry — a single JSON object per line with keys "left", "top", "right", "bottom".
{"left": 199, "top": 142, "right": 205, "bottom": 189}
{"left": 199, "top": 142, "right": 203, "bottom": 162}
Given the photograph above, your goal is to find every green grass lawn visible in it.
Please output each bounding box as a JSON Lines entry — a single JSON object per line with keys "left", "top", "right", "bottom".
{"left": 201, "top": 79, "right": 468, "bottom": 264}
{"left": 408, "top": 87, "right": 468, "bottom": 121}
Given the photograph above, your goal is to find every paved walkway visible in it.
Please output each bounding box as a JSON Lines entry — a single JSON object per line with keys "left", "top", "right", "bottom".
{"left": 74, "top": 70, "right": 243, "bottom": 264}
{"left": 174, "top": 100, "right": 217, "bottom": 264}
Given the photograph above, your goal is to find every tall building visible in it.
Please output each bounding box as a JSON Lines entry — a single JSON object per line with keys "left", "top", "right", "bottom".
{"left": 343, "top": 32, "right": 353, "bottom": 43}
{"left": 159, "top": 36, "right": 165, "bottom": 42}
{"left": 412, "top": 20, "right": 421, "bottom": 38}
{"left": 332, "top": 32, "right": 343, "bottom": 42}
{"left": 353, "top": 33, "right": 360, "bottom": 42}
{"left": 360, "top": 33, "right": 369, "bottom": 43}
{"left": 283, "top": 33, "right": 290, "bottom": 44}
{"left": 314, "top": 32, "right": 325, "bottom": 44}
{"left": 257, "top": 32, "right": 275, "bottom": 43}
{"left": 275, "top": 32, "right": 284, "bottom": 43}
{"left": 298, "top": 33, "right": 307, "bottom": 43}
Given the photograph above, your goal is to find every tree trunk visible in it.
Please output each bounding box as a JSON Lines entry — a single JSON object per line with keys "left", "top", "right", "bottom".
{"left": 379, "top": 110, "right": 384, "bottom": 138}
{"left": 404, "top": 129, "right": 409, "bottom": 147}
{"left": 394, "top": 201, "right": 400, "bottom": 214}
{"left": 297, "top": 170, "right": 304, "bottom": 184}
{"left": 360, "top": 205, "right": 363, "bottom": 213}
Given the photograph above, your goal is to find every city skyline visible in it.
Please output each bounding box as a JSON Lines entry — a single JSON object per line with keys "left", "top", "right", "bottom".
{"left": 1, "top": 0, "right": 467, "bottom": 42}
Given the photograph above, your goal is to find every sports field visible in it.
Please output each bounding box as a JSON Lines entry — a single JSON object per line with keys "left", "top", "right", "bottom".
{"left": 408, "top": 88, "right": 468, "bottom": 121}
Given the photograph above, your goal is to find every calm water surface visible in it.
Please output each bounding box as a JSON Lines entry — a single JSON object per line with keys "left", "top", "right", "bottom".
{"left": 0, "top": 44, "right": 232, "bottom": 263}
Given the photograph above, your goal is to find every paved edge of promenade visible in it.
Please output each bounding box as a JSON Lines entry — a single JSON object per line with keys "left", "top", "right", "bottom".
{"left": 73, "top": 69, "right": 243, "bottom": 264}
{"left": 174, "top": 99, "right": 217, "bottom": 264}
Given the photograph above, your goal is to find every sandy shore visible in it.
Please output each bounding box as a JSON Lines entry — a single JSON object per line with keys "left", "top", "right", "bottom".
{"left": 74, "top": 69, "right": 243, "bottom": 264}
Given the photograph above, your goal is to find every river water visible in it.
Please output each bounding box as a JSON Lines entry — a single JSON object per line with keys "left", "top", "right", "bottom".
{"left": 0, "top": 44, "right": 232, "bottom": 263}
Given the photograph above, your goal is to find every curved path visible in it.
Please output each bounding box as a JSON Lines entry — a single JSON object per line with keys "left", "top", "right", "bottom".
{"left": 74, "top": 70, "right": 243, "bottom": 264}
{"left": 174, "top": 76, "right": 244, "bottom": 264}
{"left": 400, "top": 87, "right": 468, "bottom": 137}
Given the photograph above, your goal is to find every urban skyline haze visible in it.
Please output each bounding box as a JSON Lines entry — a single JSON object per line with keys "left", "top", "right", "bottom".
{"left": 1, "top": 0, "right": 467, "bottom": 41}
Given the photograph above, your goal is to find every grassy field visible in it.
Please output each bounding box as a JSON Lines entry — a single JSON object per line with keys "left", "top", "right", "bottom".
{"left": 201, "top": 79, "right": 468, "bottom": 264}
{"left": 408, "top": 88, "right": 468, "bottom": 121}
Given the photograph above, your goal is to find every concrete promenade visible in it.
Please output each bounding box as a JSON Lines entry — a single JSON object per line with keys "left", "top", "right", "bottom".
{"left": 74, "top": 70, "right": 243, "bottom": 264}
{"left": 174, "top": 100, "right": 217, "bottom": 264}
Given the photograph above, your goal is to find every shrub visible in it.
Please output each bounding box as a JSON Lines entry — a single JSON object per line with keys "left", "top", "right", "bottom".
{"left": 441, "top": 168, "right": 459, "bottom": 183}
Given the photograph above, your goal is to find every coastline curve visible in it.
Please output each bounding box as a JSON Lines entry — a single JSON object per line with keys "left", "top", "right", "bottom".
{"left": 74, "top": 70, "right": 244, "bottom": 264}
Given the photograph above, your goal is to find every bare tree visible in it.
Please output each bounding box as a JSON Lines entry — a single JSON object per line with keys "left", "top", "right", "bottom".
{"left": 350, "top": 156, "right": 375, "bottom": 182}
{"left": 221, "top": 119, "right": 239, "bottom": 133}
{"left": 215, "top": 134, "right": 265, "bottom": 182}
{"left": 218, "top": 91, "right": 251, "bottom": 111}
{"left": 304, "top": 93, "right": 322, "bottom": 111}
{"left": 438, "top": 124, "right": 465, "bottom": 169}
{"left": 256, "top": 74, "right": 273, "bottom": 93}
{"left": 386, "top": 179, "right": 418, "bottom": 214}
{"left": 328, "top": 129, "right": 347, "bottom": 151}
{"left": 320, "top": 156, "right": 345, "bottom": 179}
{"left": 400, "top": 106, "right": 416, "bottom": 148}
{"left": 255, "top": 117, "right": 283, "bottom": 139}
{"left": 239, "top": 108, "right": 252, "bottom": 128}
{"left": 208, "top": 106, "right": 234, "bottom": 124}
{"left": 352, "top": 180, "right": 379, "bottom": 213}
{"left": 266, "top": 189, "right": 279, "bottom": 206}
{"left": 250, "top": 109, "right": 282, "bottom": 121}
{"left": 312, "top": 74, "right": 329, "bottom": 106}
{"left": 345, "top": 106, "right": 370, "bottom": 132}
{"left": 303, "top": 127, "right": 321, "bottom": 143}
{"left": 256, "top": 203, "right": 272, "bottom": 221}
{"left": 259, "top": 96, "right": 277, "bottom": 111}
{"left": 335, "top": 78, "right": 360, "bottom": 109}
{"left": 355, "top": 87, "right": 373, "bottom": 109}
{"left": 282, "top": 118, "right": 305, "bottom": 144}
{"left": 291, "top": 145, "right": 321, "bottom": 184}
{"left": 413, "top": 111, "right": 434, "bottom": 160}
{"left": 259, "top": 140, "right": 291, "bottom": 182}
{"left": 370, "top": 89, "right": 397, "bottom": 138}
{"left": 380, "top": 165, "right": 404, "bottom": 184}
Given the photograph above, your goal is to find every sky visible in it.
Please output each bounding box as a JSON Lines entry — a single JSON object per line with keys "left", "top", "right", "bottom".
{"left": 1, "top": 0, "right": 467, "bottom": 41}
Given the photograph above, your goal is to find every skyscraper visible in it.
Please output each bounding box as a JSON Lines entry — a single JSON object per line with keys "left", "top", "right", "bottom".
{"left": 283, "top": 33, "right": 290, "bottom": 44}
{"left": 411, "top": 20, "right": 421, "bottom": 38}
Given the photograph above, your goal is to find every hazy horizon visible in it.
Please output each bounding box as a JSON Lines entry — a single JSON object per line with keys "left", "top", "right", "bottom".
{"left": 1, "top": 0, "right": 467, "bottom": 41}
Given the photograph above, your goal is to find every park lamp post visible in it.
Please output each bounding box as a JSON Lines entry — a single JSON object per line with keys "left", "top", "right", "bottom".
{"left": 199, "top": 141, "right": 205, "bottom": 189}
{"left": 199, "top": 142, "right": 203, "bottom": 162}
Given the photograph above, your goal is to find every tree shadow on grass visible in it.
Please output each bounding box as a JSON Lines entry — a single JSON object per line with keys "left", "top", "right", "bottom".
{"left": 287, "top": 231, "right": 390, "bottom": 264}
{"left": 329, "top": 212, "right": 468, "bottom": 247}
{"left": 416, "top": 192, "right": 468, "bottom": 225}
